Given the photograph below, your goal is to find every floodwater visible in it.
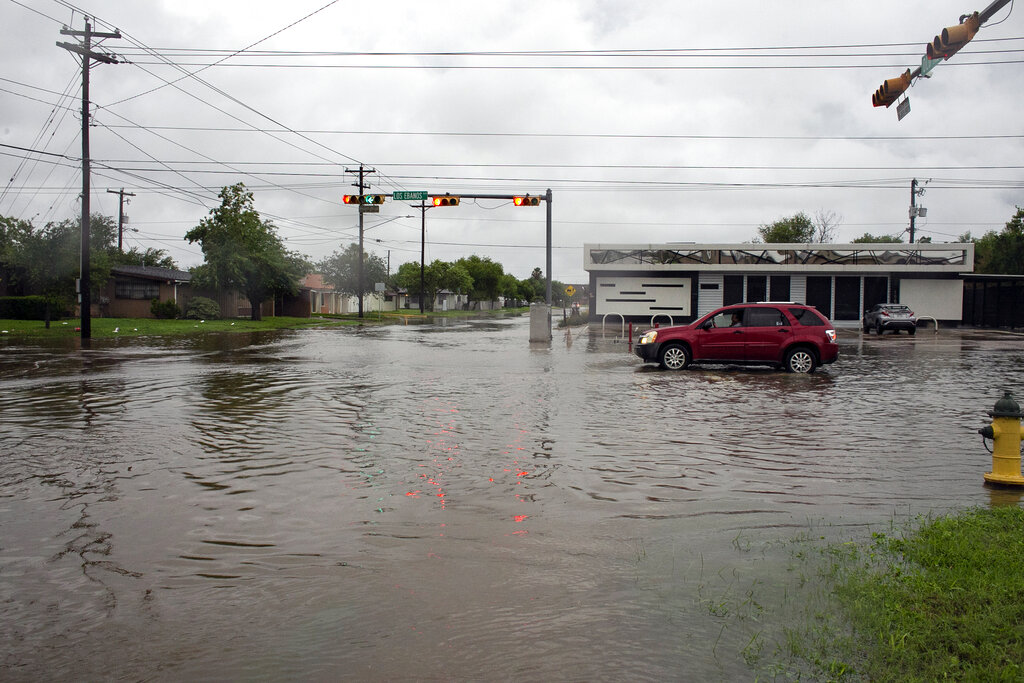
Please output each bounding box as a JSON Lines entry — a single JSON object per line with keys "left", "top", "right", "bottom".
{"left": 2, "top": 316, "right": 1024, "bottom": 681}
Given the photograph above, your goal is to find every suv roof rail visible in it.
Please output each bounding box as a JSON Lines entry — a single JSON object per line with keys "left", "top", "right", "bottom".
{"left": 748, "top": 301, "right": 802, "bottom": 305}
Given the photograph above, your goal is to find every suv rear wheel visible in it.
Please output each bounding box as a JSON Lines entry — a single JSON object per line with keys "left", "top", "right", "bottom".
{"left": 659, "top": 343, "right": 691, "bottom": 371}
{"left": 784, "top": 347, "right": 817, "bottom": 374}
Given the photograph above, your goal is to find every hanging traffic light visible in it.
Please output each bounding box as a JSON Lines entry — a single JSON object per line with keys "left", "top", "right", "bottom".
{"left": 431, "top": 194, "right": 460, "bottom": 207}
{"left": 927, "top": 12, "right": 980, "bottom": 61}
{"left": 343, "top": 194, "right": 386, "bottom": 205}
{"left": 872, "top": 69, "right": 911, "bottom": 108}
{"left": 513, "top": 195, "right": 541, "bottom": 207}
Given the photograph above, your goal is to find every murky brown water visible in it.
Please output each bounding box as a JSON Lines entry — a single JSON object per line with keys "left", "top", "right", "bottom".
{"left": 2, "top": 317, "right": 1023, "bottom": 680}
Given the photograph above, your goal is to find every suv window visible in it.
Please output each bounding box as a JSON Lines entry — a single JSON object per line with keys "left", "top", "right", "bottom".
{"left": 788, "top": 307, "right": 825, "bottom": 326}
{"left": 746, "top": 307, "right": 787, "bottom": 327}
{"left": 709, "top": 308, "right": 746, "bottom": 328}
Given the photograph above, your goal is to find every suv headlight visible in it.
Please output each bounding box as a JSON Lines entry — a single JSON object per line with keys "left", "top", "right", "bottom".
{"left": 639, "top": 330, "right": 658, "bottom": 344}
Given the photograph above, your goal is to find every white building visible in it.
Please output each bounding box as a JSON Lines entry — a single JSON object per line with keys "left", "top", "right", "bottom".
{"left": 584, "top": 242, "right": 974, "bottom": 326}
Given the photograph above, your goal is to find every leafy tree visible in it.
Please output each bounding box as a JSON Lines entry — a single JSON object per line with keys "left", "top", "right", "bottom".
{"left": 439, "top": 261, "right": 473, "bottom": 300}
{"left": 852, "top": 233, "right": 903, "bottom": 243}
{"left": 457, "top": 255, "right": 504, "bottom": 303}
{"left": 0, "top": 215, "right": 33, "bottom": 293}
{"left": 184, "top": 183, "right": 305, "bottom": 320}
{"left": 3, "top": 213, "right": 119, "bottom": 326}
{"left": 756, "top": 213, "right": 815, "bottom": 243}
{"left": 972, "top": 206, "right": 1024, "bottom": 274}
{"left": 392, "top": 261, "right": 423, "bottom": 298}
{"left": 520, "top": 271, "right": 545, "bottom": 302}
{"left": 115, "top": 246, "right": 177, "bottom": 270}
{"left": 499, "top": 272, "right": 522, "bottom": 302}
{"left": 318, "top": 242, "right": 387, "bottom": 297}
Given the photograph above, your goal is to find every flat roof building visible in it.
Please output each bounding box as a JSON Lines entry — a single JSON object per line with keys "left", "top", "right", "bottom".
{"left": 584, "top": 242, "right": 974, "bottom": 327}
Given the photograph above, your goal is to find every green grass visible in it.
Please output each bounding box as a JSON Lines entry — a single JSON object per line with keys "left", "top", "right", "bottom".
{"left": 0, "top": 307, "right": 530, "bottom": 340}
{"left": 0, "top": 316, "right": 357, "bottom": 340}
{"left": 829, "top": 506, "right": 1024, "bottom": 681}
{"left": 748, "top": 507, "right": 1024, "bottom": 681}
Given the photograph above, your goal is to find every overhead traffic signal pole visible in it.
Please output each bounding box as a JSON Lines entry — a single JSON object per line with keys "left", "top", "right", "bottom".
{"left": 870, "top": 0, "right": 1011, "bottom": 114}
{"left": 344, "top": 190, "right": 554, "bottom": 323}
{"left": 394, "top": 191, "right": 554, "bottom": 313}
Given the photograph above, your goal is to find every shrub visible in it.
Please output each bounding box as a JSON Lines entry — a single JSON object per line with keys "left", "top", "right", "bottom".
{"left": 184, "top": 296, "right": 221, "bottom": 320}
{"left": 0, "top": 295, "right": 64, "bottom": 320}
{"left": 150, "top": 298, "right": 181, "bottom": 319}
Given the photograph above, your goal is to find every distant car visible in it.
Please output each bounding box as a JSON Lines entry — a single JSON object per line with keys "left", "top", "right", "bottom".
{"left": 863, "top": 303, "right": 917, "bottom": 335}
{"left": 634, "top": 302, "right": 838, "bottom": 373}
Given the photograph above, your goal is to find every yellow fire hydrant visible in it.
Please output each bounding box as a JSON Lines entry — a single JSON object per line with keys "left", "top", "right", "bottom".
{"left": 979, "top": 391, "right": 1024, "bottom": 486}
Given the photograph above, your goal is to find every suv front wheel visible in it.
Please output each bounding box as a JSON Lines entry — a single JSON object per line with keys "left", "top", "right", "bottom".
{"left": 659, "top": 343, "right": 691, "bottom": 371}
{"left": 784, "top": 347, "right": 817, "bottom": 374}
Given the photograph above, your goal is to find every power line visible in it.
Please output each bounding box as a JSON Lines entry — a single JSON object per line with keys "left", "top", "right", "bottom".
{"left": 93, "top": 124, "right": 1024, "bottom": 142}
{"left": 114, "top": 58, "right": 1024, "bottom": 70}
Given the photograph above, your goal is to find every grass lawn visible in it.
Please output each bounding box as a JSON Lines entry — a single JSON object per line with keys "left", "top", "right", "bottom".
{"left": 0, "top": 308, "right": 530, "bottom": 340}
{"left": 755, "top": 506, "right": 1024, "bottom": 681}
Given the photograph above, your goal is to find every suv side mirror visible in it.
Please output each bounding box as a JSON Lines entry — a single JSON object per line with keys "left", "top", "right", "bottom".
{"left": 700, "top": 320, "right": 713, "bottom": 330}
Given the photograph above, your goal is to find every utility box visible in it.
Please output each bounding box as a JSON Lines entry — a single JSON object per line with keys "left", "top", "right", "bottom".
{"left": 529, "top": 303, "right": 551, "bottom": 343}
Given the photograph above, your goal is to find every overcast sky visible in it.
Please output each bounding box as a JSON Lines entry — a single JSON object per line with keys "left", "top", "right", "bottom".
{"left": 2, "top": 0, "right": 1021, "bottom": 283}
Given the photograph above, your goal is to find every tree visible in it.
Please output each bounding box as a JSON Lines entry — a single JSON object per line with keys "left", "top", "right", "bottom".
{"left": 392, "top": 261, "right": 423, "bottom": 298}
{"left": 0, "top": 215, "right": 33, "bottom": 293}
{"left": 185, "top": 183, "right": 304, "bottom": 320}
{"left": 756, "top": 213, "right": 815, "bottom": 243}
{"left": 115, "top": 246, "right": 177, "bottom": 270}
{"left": 499, "top": 272, "right": 522, "bottom": 303}
{"left": 17, "top": 219, "right": 83, "bottom": 326}
{"left": 813, "top": 209, "right": 841, "bottom": 243}
{"left": 972, "top": 207, "right": 1024, "bottom": 274}
{"left": 851, "top": 233, "right": 903, "bottom": 243}
{"left": 318, "top": 243, "right": 387, "bottom": 297}
{"left": 457, "top": 255, "right": 504, "bottom": 303}
{"left": 439, "top": 261, "right": 473, "bottom": 300}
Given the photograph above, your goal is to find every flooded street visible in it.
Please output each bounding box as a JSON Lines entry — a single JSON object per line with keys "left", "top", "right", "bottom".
{"left": 2, "top": 316, "right": 1024, "bottom": 680}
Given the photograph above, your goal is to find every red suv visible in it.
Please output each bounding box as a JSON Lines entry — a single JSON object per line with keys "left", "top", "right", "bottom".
{"left": 634, "top": 303, "right": 838, "bottom": 373}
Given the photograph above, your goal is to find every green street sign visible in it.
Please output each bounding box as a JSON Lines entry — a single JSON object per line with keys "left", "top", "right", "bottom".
{"left": 920, "top": 55, "right": 942, "bottom": 77}
{"left": 393, "top": 191, "right": 427, "bottom": 201}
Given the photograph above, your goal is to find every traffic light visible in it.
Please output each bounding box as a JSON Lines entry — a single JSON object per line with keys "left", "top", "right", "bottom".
{"left": 872, "top": 69, "right": 911, "bottom": 108}
{"left": 343, "top": 194, "right": 386, "bottom": 205}
{"left": 431, "top": 194, "right": 460, "bottom": 207}
{"left": 927, "top": 12, "right": 980, "bottom": 61}
{"left": 513, "top": 195, "right": 541, "bottom": 207}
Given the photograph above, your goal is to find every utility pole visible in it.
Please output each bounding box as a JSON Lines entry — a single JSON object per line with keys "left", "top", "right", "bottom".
{"left": 909, "top": 178, "right": 918, "bottom": 244}
{"left": 344, "top": 165, "right": 375, "bottom": 318}
{"left": 106, "top": 188, "right": 135, "bottom": 252}
{"left": 58, "top": 19, "right": 120, "bottom": 341}
{"left": 418, "top": 201, "right": 428, "bottom": 314}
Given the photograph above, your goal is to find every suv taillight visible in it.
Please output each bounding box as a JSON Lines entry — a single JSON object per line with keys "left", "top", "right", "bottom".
{"left": 825, "top": 329, "right": 837, "bottom": 343}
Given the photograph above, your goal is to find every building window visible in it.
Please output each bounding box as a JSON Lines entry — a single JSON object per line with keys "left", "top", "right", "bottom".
{"left": 114, "top": 277, "right": 160, "bottom": 300}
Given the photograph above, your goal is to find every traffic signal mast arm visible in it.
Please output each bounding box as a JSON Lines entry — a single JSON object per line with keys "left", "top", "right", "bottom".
{"left": 870, "top": 0, "right": 1010, "bottom": 108}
